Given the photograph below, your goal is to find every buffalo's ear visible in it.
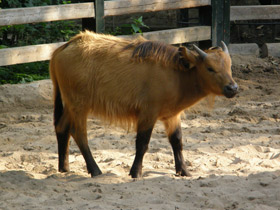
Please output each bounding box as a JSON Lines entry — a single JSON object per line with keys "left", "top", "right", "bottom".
{"left": 178, "top": 47, "right": 197, "bottom": 70}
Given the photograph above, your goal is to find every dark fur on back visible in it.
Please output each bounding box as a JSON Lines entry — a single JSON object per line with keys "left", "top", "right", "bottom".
{"left": 124, "top": 40, "right": 181, "bottom": 68}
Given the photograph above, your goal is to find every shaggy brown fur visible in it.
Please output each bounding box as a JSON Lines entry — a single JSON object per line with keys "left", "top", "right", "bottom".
{"left": 49, "top": 30, "right": 238, "bottom": 178}
{"left": 50, "top": 31, "right": 192, "bottom": 131}
{"left": 123, "top": 40, "right": 181, "bottom": 68}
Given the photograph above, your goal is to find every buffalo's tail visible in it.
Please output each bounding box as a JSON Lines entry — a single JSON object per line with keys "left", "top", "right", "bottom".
{"left": 49, "top": 46, "right": 65, "bottom": 127}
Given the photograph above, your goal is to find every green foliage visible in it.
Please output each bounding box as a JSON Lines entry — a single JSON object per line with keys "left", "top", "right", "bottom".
{"left": 131, "top": 16, "right": 149, "bottom": 34}
{"left": 0, "top": 61, "right": 49, "bottom": 84}
{"left": 1, "top": 0, "right": 61, "bottom": 8}
{"left": 110, "top": 16, "right": 149, "bottom": 35}
{"left": 0, "top": 0, "right": 81, "bottom": 84}
{"left": 0, "top": 45, "right": 8, "bottom": 49}
{"left": 0, "top": 21, "right": 79, "bottom": 47}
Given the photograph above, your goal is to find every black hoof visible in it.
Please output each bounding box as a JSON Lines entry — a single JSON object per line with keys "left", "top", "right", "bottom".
{"left": 59, "top": 167, "right": 70, "bottom": 173}
{"left": 90, "top": 169, "right": 102, "bottom": 177}
{"left": 129, "top": 169, "right": 142, "bottom": 178}
{"left": 176, "top": 168, "right": 191, "bottom": 177}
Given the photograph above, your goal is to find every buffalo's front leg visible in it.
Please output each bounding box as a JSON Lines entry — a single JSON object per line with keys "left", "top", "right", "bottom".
{"left": 164, "top": 116, "right": 190, "bottom": 176}
{"left": 169, "top": 127, "right": 190, "bottom": 176}
{"left": 129, "top": 127, "right": 153, "bottom": 178}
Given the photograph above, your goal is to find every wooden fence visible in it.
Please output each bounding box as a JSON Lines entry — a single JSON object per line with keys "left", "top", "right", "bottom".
{"left": 230, "top": 4, "right": 280, "bottom": 57}
{"left": 0, "top": 0, "right": 224, "bottom": 67}
{"left": 1, "top": 0, "right": 279, "bottom": 67}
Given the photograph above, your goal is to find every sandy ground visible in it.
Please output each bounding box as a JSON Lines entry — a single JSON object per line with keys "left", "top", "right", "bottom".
{"left": 0, "top": 55, "right": 280, "bottom": 210}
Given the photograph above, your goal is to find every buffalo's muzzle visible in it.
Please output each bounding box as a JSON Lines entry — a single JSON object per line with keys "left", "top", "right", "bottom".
{"left": 223, "top": 83, "right": 238, "bottom": 98}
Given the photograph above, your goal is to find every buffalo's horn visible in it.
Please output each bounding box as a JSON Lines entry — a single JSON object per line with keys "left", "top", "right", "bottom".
{"left": 221, "top": 41, "right": 229, "bottom": 54}
{"left": 193, "top": 44, "right": 207, "bottom": 59}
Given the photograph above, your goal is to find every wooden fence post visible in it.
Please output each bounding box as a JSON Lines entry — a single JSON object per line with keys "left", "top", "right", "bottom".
{"left": 95, "top": 0, "right": 105, "bottom": 33}
{"left": 224, "top": 0, "right": 230, "bottom": 45}
{"left": 211, "top": 0, "right": 230, "bottom": 46}
{"left": 199, "top": 5, "right": 212, "bottom": 49}
{"left": 82, "top": 0, "right": 104, "bottom": 33}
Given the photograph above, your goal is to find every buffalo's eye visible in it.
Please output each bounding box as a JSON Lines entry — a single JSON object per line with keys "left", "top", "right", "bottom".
{"left": 207, "top": 67, "right": 216, "bottom": 73}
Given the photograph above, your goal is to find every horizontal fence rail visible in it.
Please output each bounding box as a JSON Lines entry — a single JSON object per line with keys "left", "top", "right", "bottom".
{"left": 1, "top": 3, "right": 276, "bottom": 27}
{"left": 104, "top": 0, "right": 211, "bottom": 16}
{"left": 0, "top": 26, "right": 211, "bottom": 66}
{"left": 0, "top": 3, "right": 95, "bottom": 26}
{"left": 230, "top": 5, "right": 280, "bottom": 21}
{"left": 135, "top": 26, "right": 211, "bottom": 44}
{"left": 0, "top": 0, "right": 211, "bottom": 26}
{"left": 0, "top": 43, "right": 65, "bottom": 66}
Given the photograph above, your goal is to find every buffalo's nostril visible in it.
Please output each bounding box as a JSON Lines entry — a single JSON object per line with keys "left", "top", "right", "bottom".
{"left": 225, "top": 85, "right": 233, "bottom": 92}
{"left": 225, "top": 83, "right": 238, "bottom": 91}
{"left": 223, "top": 83, "right": 238, "bottom": 98}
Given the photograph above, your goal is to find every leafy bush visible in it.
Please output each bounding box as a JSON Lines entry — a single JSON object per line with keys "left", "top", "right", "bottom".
{"left": 0, "top": 0, "right": 81, "bottom": 84}
{"left": 110, "top": 16, "right": 149, "bottom": 35}
{"left": 0, "top": 61, "right": 49, "bottom": 84}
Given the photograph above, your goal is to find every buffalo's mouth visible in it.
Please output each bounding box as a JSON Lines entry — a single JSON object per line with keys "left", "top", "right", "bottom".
{"left": 223, "top": 83, "right": 238, "bottom": 98}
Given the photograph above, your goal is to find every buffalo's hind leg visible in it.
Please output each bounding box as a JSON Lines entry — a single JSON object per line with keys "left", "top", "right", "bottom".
{"left": 56, "top": 124, "right": 71, "bottom": 172}
{"left": 164, "top": 115, "right": 191, "bottom": 177}
{"left": 55, "top": 107, "right": 71, "bottom": 173}
{"left": 70, "top": 112, "right": 102, "bottom": 177}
